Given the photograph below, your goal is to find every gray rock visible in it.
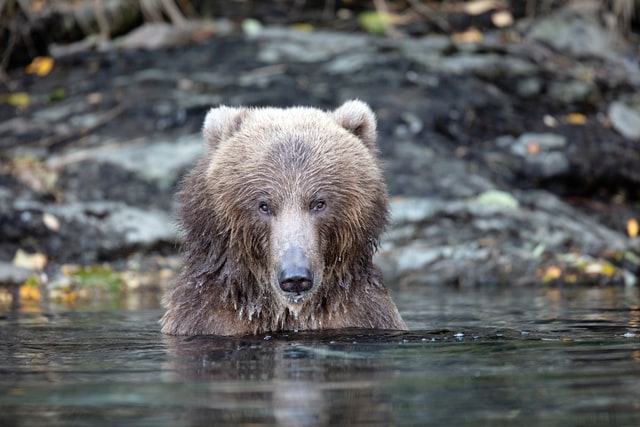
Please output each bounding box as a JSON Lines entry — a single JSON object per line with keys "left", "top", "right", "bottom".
{"left": 7, "top": 200, "right": 176, "bottom": 264}
{"left": 255, "top": 27, "right": 372, "bottom": 63}
{"left": 609, "top": 101, "right": 640, "bottom": 140}
{"left": 94, "top": 135, "right": 203, "bottom": 190}
{"left": 547, "top": 79, "right": 596, "bottom": 104}
{"left": 378, "top": 188, "right": 632, "bottom": 287}
{"left": 0, "top": 261, "right": 33, "bottom": 286}
{"left": 508, "top": 133, "right": 570, "bottom": 179}
{"left": 528, "top": 9, "right": 626, "bottom": 60}
{"left": 416, "top": 53, "right": 535, "bottom": 77}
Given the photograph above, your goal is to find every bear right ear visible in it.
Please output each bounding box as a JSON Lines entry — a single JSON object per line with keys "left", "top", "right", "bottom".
{"left": 332, "top": 100, "right": 378, "bottom": 152}
{"left": 202, "top": 106, "right": 247, "bottom": 148}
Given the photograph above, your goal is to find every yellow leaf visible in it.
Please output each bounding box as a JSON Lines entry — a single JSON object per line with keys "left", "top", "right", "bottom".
{"left": 601, "top": 263, "right": 617, "bottom": 276}
{"left": 565, "top": 113, "right": 587, "bottom": 125}
{"left": 1, "top": 92, "right": 30, "bottom": 108}
{"left": 58, "top": 291, "right": 78, "bottom": 304}
{"left": 291, "top": 23, "right": 314, "bottom": 33}
{"left": 13, "top": 249, "right": 47, "bottom": 271}
{"left": 542, "top": 266, "right": 562, "bottom": 282}
{"left": 452, "top": 28, "right": 483, "bottom": 44}
{"left": 627, "top": 218, "right": 639, "bottom": 238}
{"left": 565, "top": 274, "right": 578, "bottom": 283}
{"left": 20, "top": 284, "right": 41, "bottom": 302}
{"left": 358, "top": 11, "right": 395, "bottom": 35}
{"left": 26, "top": 56, "right": 54, "bottom": 76}
{"left": 583, "top": 261, "right": 616, "bottom": 276}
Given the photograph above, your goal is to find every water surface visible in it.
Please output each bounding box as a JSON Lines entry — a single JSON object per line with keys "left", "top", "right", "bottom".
{"left": 1, "top": 285, "right": 639, "bottom": 426}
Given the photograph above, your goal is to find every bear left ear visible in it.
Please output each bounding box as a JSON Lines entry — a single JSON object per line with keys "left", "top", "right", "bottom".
{"left": 203, "top": 106, "right": 247, "bottom": 148}
{"left": 332, "top": 100, "right": 377, "bottom": 152}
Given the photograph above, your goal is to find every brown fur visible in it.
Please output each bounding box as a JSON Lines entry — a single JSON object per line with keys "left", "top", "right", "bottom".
{"left": 161, "top": 100, "right": 407, "bottom": 335}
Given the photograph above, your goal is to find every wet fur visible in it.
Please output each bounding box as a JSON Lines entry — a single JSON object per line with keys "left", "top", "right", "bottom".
{"left": 161, "top": 101, "right": 406, "bottom": 335}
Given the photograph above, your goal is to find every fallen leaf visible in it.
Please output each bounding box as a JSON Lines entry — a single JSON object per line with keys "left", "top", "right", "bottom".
{"left": 475, "top": 189, "right": 519, "bottom": 209}
{"left": 526, "top": 142, "right": 541, "bottom": 155}
{"left": 565, "top": 113, "right": 587, "bottom": 125}
{"left": 627, "top": 218, "right": 639, "bottom": 237}
{"left": 57, "top": 291, "right": 78, "bottom": 304}
{"left": 565, "top": 274, "right": 578, "bottom": 283}
{"left": 26, "top": 56, "right": 54, "bottom": 76}
{"left": 20, "top": 284, "right": 41, "bottom": 302}
{"left": 42, "top": 213, "right": 61, "bottom": 231}
{"left": 48, "top": 87, "right": 67, "bottom": 102}
{"left": 30, "top": 0, "right": 45, "bottom": 12}
{"left": 584, "top": 261, "right": 616, "bottom": 276}
{"left": 358, "top": 11, "right": 396, "bottom": 35}
{"left": 291, "top": 23, "right": 314, "bottom": 33}
{"left": 492, "top": 10, "right": 513, "bottom": 27}
{"left": 1, "top": 92, "right": 30, "bottom": 108}
{"left": 87, "top": 92, "right": 103, "bottom": 104}
{"left": 601, "top": 263, "right": 617, "bottom": 276}
{"left": 541, "top": 266, "right": 562, "bottom": 282}
{"left": 453, "top": 28, "right": 484, "bottom": 43}
{"left": 463, "top": 0, "right": 504, "bottom": 15}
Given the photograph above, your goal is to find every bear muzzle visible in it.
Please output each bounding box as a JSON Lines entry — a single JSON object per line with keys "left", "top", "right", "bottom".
{"left": 278, "top": 246, "right": 314, "bottom": 299}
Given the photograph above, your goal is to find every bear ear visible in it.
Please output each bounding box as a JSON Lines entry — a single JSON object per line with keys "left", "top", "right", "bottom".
{"left": 332, "top": 100, "right": 378, "bottom": 152}
{"left": 202, "top": 106, "right": 247, "bottom": 148}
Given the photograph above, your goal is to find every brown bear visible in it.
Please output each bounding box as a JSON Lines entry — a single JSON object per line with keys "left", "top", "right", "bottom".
{"left": 160, "top": 100, "right": 406, "bottom": 335}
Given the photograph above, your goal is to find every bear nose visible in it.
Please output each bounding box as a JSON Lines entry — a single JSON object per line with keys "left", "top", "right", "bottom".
{"left": 278, "top": 247, "right": 314, "bottom": 294}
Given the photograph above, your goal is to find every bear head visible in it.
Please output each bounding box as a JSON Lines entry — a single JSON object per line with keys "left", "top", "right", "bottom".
{"left": 163, "top": 100, "right": 404, "bottom": 335}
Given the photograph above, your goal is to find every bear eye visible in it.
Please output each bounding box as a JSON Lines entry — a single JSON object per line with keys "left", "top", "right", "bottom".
{"left": 258, "top": 202, "right": 271, "bottom": 215}
{"left": 310, "top": 199, "right": 326, "bottom": 212}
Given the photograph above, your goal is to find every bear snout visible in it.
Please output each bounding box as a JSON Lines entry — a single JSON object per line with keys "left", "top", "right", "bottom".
{"left": 278, "top": 246, "right": 314, "bottom": 296}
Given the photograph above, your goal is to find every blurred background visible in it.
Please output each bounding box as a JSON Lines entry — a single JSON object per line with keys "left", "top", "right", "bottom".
{"left": 1, "top": 0, "right": 640, "bottom": 310}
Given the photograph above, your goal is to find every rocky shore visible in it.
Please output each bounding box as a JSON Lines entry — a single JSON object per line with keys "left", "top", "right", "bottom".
{"left": 1, "top": 2, "right": 640, "bottom": 305}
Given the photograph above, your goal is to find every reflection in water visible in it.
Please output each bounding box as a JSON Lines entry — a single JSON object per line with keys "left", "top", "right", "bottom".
{"left": 163, "top": 332, "right": 400, "bottom": 426}
{"left": 0, "top": 286, "right": 639, "bottom": 426}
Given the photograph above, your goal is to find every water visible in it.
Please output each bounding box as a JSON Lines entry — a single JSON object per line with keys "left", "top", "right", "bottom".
{"left": 1, "top": 285, "right": 639, "bottom": 426}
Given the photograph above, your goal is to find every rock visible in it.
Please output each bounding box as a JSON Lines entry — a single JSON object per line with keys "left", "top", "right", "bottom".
{"left": 609, "top": 101, "right": 640, "bottom": 141}
{"left": 500, "top": 133, "right": 570, "bottom": 179}
{"left": 90, "top": 135, "right": 203, "bottom": 191}
{"left": 118, "top": 22, "right": 218, "bottom": 50}
{"left": 0, "top": 261, "right": 33, "bottom": 286}
{"left": 255, "top": 27, "right": 372, "bottom": 63}
{"left": 546, "top": 79, "right": 597, "bottom": 104}
{"left": 0, "top": 261, "right": 31, "bottom": 309}
{"left": 411, "top": 52, "right": 535, "bottom": 77}
{"left": 379, "top": 189, "right": 631, "bottom": 287}
{"left": 3, "top": 200, "right": 176, "bottom": 264}
{"left": 528, "top": 7, "right": 627, "bottom": 60}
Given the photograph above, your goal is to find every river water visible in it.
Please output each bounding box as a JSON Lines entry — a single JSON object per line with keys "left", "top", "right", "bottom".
{"left": 1, "top": 285, "right": 639, "bottom": 426}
